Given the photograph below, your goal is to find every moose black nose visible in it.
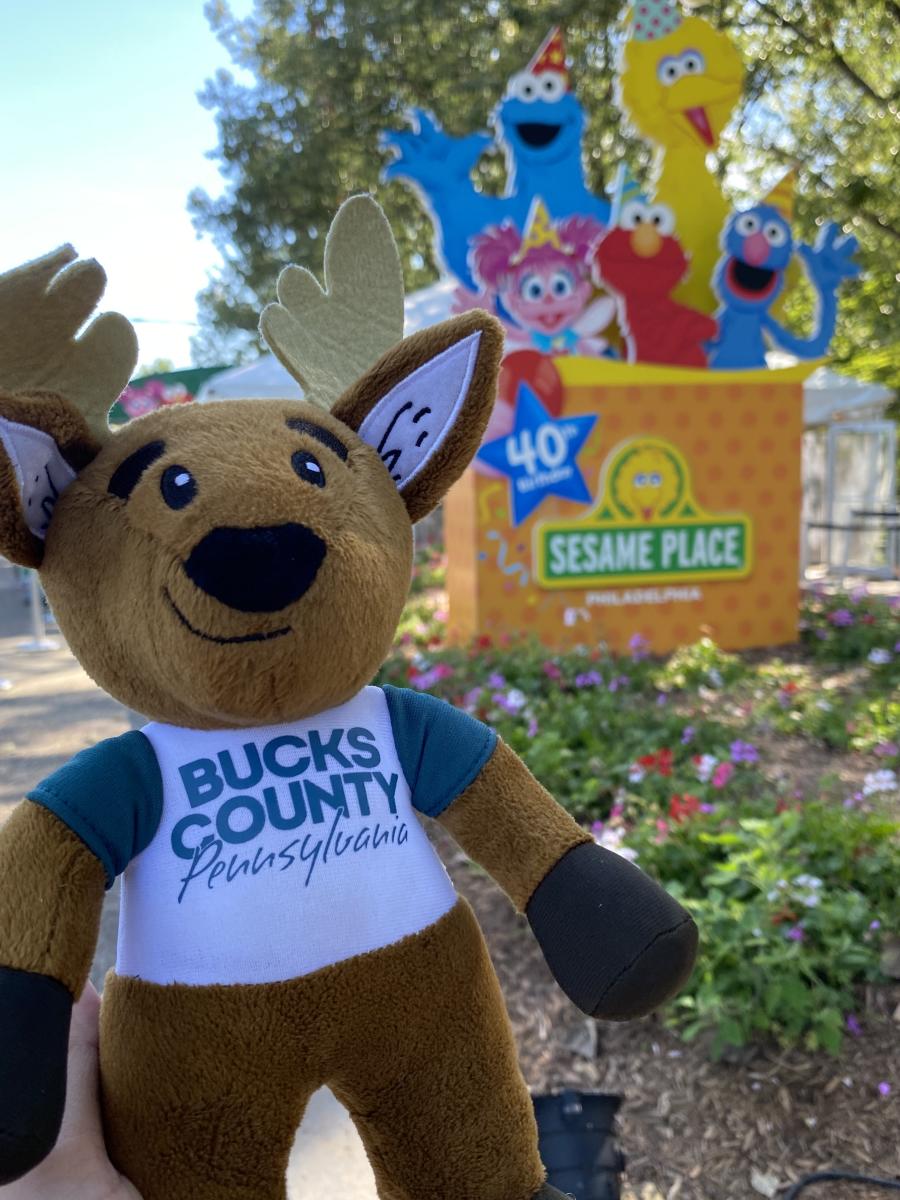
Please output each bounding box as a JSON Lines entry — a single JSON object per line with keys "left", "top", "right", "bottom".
{"left": 183, "top": 524, "right": 326, "bottom": 613}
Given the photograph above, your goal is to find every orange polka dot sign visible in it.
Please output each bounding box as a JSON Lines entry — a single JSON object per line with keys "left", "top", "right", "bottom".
{"left": 444, "top": 357, "right": 813, "bottom": 654}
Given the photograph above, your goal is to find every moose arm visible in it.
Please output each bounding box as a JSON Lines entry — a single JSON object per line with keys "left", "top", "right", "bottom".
{"left": 0, "top": 800, "right": 105, "bottom": 1184}
{"left": 438, "top": 739, "right": 699, "bottom": 1021}
{"left": 438, "top": 738, "right": 592, "bottom": 912}
{"left": 0, "top": 799, "right": 105, "bottom": 991}
{"left": 0, "top": 731, "right": 161, "bottom": 1184}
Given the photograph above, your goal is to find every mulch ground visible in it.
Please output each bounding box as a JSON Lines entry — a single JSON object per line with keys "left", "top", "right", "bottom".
{"left": 432, "top": 821, "right": 900, "bottom": 1200}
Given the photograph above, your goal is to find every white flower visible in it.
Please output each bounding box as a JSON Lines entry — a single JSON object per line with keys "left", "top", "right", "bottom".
{"left": 863, "top": 769, "right": 898, "bottom": 797}
{"left": 595, "top": 826, "right": 639, "bottom": 863}
{"left": 628, "top": 764, "right": 646, "bottom": 784}
{"left": 695, "top": 754, "right": 718, "bottom": 783}
{"left": 868, "top": 648, "right": 892, "bottom": 665}
{"left": 707, "top": 668, "right": 724, "bottom": 688}
{"left": 816, "top": 699, "right": 832, "bottom": 711}
{"left": 505, "top": 688, "right": 527, "bottom": 714}
{"left": 795, "top": 874, "right": 823, "bottom": 890}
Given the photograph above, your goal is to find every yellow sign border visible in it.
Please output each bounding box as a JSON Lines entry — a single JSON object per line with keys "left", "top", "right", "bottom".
{"left": 555, "top": 357, "right": 823, "bottom": 389}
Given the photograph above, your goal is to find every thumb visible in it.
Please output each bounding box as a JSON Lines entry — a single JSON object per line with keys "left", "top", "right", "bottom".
{"left": 54, "top": 982, "right": 106, "bottom": 1156}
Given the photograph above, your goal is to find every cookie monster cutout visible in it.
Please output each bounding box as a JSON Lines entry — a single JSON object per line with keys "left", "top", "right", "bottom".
{"left": 708, "top": 202, "right": 860, "bottom": 370}
{"left": 616, "top": 0, "right": 744, "bottom": 315}
{"left": 381, "top": 28, "right": 611, "bottom": 291}
{"left": 592, "top": 197, "right": 718, "bottom": 368}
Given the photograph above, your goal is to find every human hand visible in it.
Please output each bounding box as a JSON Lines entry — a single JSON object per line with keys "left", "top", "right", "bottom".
{"left": 0, "top": 982, "right": 141, "bottom": 1199}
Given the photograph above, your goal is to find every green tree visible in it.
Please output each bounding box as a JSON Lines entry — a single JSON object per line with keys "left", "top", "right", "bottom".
{"left": 190, "top": 0, "right": 899, "bottom": 390}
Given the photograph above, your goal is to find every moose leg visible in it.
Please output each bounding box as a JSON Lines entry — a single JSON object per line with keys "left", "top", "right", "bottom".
{"left": 329, "top": 899, "right": 546, "bottom": 1200}
{"left": 100, "top": 973, "right": 319, "bottom": 1200}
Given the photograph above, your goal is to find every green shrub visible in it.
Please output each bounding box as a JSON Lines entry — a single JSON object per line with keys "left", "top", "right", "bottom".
{"left": 801, "top": 589, "right": 900, "bottom": 666}
{"left": 625, "top": 800, "right": 900, "bottom": 1055}
{"left": 652, "top": 636, "right": 747, "bottom": 691}
{"left": 378, "top": 615, "right": 900, "bottom": 1056}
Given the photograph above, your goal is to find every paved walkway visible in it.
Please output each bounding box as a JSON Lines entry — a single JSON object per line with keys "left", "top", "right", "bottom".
{"left": 0, "top": 578, "right": 377, "bottom": 1197}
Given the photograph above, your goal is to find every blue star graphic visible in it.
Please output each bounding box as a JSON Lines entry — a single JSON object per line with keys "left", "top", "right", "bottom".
{"left": 477, "top": 384, "right": 598, "bottom": 526}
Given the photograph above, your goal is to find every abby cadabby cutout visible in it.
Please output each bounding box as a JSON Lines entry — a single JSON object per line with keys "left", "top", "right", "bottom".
{"left": 470, "top": 198, "right": 616, "bottom": 356}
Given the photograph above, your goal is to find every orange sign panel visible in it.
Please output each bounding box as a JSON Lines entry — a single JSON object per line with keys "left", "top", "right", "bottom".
{"left": 445, "top": 358, "right": 810, "bottom": 654}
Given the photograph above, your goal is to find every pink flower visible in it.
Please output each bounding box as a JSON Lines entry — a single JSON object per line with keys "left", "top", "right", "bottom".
{"left": 628, "top": 632, "right": 650, "bottom": 661}
{"left": 712, "top": 761, "right": 735, "bottom": 789}
{"left": 409, "top": 662, "right": 454, "bottom": 690}
{"left": 542, "top": 661, "right": 562, "bottom": 681}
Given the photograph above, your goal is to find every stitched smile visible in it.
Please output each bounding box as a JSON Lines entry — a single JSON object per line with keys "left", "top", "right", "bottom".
{"left": 164, "top": 588, "right": 292, "bottom": 645}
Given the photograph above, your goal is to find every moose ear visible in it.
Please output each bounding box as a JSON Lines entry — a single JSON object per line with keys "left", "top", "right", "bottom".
{"left": 331, "top": 311, "right": 504, "bottom": 523}
{"left": 0, "top": 393, "right": 100, "bottom": 567}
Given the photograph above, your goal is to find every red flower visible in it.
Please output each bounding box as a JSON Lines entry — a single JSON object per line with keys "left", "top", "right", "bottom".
{"left": 771, "top": 907, "right": 799, "bottom": 926}
{"left": 657, "top": 748, "right": 674, "bottom": 777}
{"left": 476, "top": 634, "right": 493, "bottom": 649}
{"left": 638, "top": 753, "right": 658, "bottom": 769}
{"left": 782, "top": 680, "right": 800, "bottom": 695}
{"left": 669, "top": 794, "right": 701, "bottom": 823}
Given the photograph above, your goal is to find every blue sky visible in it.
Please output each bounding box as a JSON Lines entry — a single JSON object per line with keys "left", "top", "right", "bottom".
{"left": 1, "top": 0, "right": 253, "bottom": 369}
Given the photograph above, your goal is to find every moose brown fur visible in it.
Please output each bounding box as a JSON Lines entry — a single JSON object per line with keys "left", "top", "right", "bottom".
{"left": 0, "top": 199, "right": 697, "bottom": 1200}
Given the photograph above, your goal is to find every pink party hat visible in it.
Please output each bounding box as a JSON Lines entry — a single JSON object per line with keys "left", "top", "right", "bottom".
{"left": 630, "top": 0, "right": 682, "bottom": 42}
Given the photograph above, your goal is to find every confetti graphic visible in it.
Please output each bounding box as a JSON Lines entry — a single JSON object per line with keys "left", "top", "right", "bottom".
{"left": 477, "top": 482, "right": 506, "bottom": 527}
{"left": 486, "top": 530, "right": 530, "bottom": 586}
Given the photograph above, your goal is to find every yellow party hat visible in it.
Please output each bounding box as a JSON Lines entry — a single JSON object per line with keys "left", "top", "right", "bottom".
{"left": 764, "top": 168, "right": 797, "bottom": 222}
{"left": 512, "top": 198, "right": 563, "bottom": 264}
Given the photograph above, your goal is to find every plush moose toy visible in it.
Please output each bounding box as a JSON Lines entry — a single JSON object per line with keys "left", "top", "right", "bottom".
{"left": 0, "top": 196, "right": 697, "bottom": 1200}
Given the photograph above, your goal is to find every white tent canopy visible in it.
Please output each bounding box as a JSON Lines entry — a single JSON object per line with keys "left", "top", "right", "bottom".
{"left": 197, "top": 280, "right": 895, "bottom": 429}
{"left": 800, "top": 366, "right": 893, "bottom": 427}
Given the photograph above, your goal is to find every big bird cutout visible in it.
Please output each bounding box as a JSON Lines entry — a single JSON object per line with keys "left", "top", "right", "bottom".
{"left": 617, "top": 0, "right": 744, "bottom": 314}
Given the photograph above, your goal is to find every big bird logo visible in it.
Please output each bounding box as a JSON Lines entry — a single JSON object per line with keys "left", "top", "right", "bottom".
{"left": 535, "top": 436, "right": 753, "bottom": 587}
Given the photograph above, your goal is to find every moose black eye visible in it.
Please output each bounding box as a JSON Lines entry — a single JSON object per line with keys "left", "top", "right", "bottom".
{"left": 292, "top": 450, "right": 325, "bottom": 488}
{"left": 161, "top": 465, "right": 197, "bottom": 510}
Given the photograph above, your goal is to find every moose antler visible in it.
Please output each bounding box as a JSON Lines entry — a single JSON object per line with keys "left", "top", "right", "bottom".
{"left": 0, "top": 246, "right": 139, "bottom": 441}
{"left": 260, "top": 195, "right": 405, "bottom": 411}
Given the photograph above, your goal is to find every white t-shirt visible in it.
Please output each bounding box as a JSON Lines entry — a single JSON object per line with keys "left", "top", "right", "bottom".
{"left": 111, "top": 686, "right": 491, "bottom": 985}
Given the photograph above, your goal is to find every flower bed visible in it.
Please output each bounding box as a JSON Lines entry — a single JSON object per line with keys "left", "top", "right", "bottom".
{"left": 378, "top": 576, "right": 900, "bottom": 1059}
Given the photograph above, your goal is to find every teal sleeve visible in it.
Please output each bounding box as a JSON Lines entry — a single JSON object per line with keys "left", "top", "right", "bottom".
{"left": 27, "top": 731, "right": 163, "bottom": 887}
{"left": 382, "top": 685, "right": 497, "bottom": 818}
